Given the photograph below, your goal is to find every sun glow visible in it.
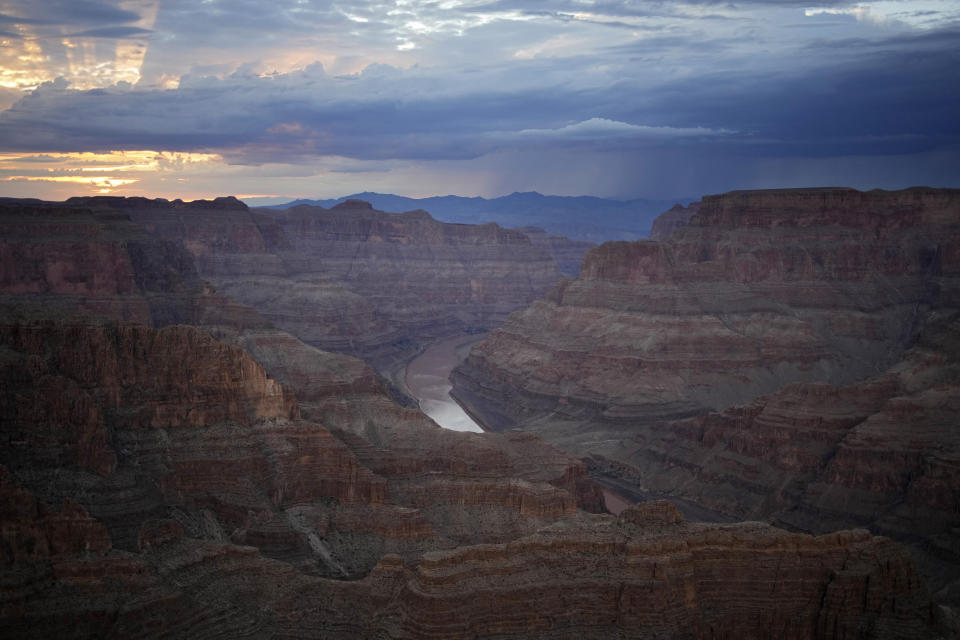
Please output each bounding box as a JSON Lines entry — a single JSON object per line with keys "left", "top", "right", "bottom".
{"left": 4, "top": 175, "right": 140, "bottom": 187}
{"left": 0, "top": 0, "right": 159, "bottom": 96}
{"left": 0, "top": 150, "right": 222, "bottom": 195}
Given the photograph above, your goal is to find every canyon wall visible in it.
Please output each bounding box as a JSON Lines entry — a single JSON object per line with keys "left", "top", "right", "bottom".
{"left": 649, "top": 201, "right": 701, "bottom": 240}
{"left": 452, "top": 187, "right": 960, "bottom": 604}
{"left": 0, "top": 199, "right": 604, "bottom": 567}
{"left": 0, "top": 195, "right": 945, "bottom": 637}
{"left": 2, "top": 458, "right": 939, "bottom": 639}
{"left": 514, "top": 225, "right": 596, "bottom": 276}
{"left": 59, "top": 195, "right": 572, "bottom": 371}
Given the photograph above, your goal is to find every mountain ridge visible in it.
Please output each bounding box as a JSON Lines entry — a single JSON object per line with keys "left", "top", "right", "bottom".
{"left": 261, "top": 191, "right": 693, "bottom": 243}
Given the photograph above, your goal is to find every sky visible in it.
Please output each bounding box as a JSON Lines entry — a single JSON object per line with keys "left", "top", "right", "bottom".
{"left": 0, "top": 0, "right": 957, "bottom": 203}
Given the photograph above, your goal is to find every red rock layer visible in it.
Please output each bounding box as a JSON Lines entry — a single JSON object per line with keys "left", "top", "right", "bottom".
{"left": 580, "top": 317, "right": 960, "bottom": 599}
{"left": 1, "top": 466, "right": 942, "bottom": 639}
{"left": 0, "top": 200, "right": 606, "bottom": 561}
{"left": 512, "top": 225, "right": 595, "bottom": 276}
{"left": 0, "top": 194, "right": 945, "bottom": 637}
{"left": 451, "top": 187, "right": 960, "bottom": 604}
{"left": 385, "top": 507, "right": 935, "bottom": 639}
{"left": 649, "top": 201, "right": 701, "bottom": 240}
{"left": 458, "top": 187, "right": 958, "bottom": 424}
{"left": 101, "top": 196, "right": 568, "bottom": 370}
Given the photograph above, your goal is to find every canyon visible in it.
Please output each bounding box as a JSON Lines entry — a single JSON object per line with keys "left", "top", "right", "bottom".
{"left": 0, "top": 191, "right": 952, "bottom": 638}
{"left": 84, "top": 195, "right": 582, "bottom": 381}
{"left": 452, "top": 186, "right": 960, "bottom": 610}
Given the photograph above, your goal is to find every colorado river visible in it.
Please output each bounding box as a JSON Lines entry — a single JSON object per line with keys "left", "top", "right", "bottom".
{"left": 405, "top": 334, "right": 486, "bottom": 432}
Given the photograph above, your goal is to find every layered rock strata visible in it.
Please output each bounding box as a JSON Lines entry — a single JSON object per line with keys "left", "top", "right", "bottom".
{"left": 649, "top": 201, "right": 701, "bottom": 240}
{"left": 64, "top": 195, "right": 568, "bottom": 371}
{"left": 514, "top": 225, "right": 595, "bottom": 276}
{"left": 0, "top": 193, "right": 946, "bottom": 638}
{"left": 457, "top": 187, "right": 959, "bottom": 424}
{"left": 0, "top": 199, "right": 383, "bottom": 411}
{"left": 2, "top": 465, "right": 941, "bottom": 639}
{"left": 452, "top": 187, "right": 960, "bottom": 603}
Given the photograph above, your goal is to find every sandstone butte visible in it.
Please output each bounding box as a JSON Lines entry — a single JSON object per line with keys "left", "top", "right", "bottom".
{"left": 0, "top": 195, "right": 949, "bottom": 638}
{"left": 451, "top": 186, "right": 960, "bottom": 617}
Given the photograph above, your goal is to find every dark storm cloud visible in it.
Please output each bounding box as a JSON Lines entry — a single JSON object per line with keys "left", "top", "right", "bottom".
{"left": 1, "top": 21, "right": 956, "bottom": 168}
{"left": 0, "top": 0, "right": 957, "bottom": 199}
{"left": 0, "top": 68, "right": 610, "bottom": 159}
{"left": 66, "top": 26, "right": 153, "bottom": 38}
{"left": 802, "top": 25, "right": 960, "bottom": 50}
{"left": 0, "top": 0, "right": 140, "bottom": 26}
{"left": 635, "top": 33, "right": 960, "bottom": 156}
{"left": 148, "top": 0, "right": 364, "bottom": 36}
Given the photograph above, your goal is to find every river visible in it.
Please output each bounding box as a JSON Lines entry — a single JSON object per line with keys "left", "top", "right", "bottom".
{"left": 404, "top": 334, "right": 485, "bottom": 433}
{"left": 403, "top": 335, "right": 734, "bottom": 519}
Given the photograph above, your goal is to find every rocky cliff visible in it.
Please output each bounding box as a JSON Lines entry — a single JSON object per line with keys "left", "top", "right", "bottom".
{"left": 3, "top": 457, "right": 940, "bottom": 639}
{"left": 513, "top": 225, "right": 595, "bottom": 275}
{"left": 0, "top": 194, "right": 947, "bottom": 638}
{"left": 0, "top": 199, "right": 603, "bottom": 563}
{"left": 452, "top": 187, "right": 960, "bottom": 605}
{"left": 68, "top": 195, "right": 569, "bottom": 372}
{"left": 649, "top": 201, "right": 701, "bottom": 240}
{"left": 2, "top": 318, "right": 935, "bottom": 637}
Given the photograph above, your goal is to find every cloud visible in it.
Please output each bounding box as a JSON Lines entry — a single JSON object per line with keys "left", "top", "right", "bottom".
{"left": 0, "top": 0, "right": 957, "bottom": 200}
{"left": 0, "top": 18, "right": 956, "bottom": 169}
{"left": 67, "top": 26, "right": 153, "bottom": 38}
{"left": 805, "top": 5, "right": 889, "bottom": 25}
{"left": 514, "top": 118, "right": 731, "bottom": 141}
{"left": 0, "top": 0, "right": 141, "bottom": 26}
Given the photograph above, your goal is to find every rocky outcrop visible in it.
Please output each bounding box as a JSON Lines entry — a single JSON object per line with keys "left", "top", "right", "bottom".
{"left": 1, "top": 464, "right": 941, "bottom": 639}
{"left": 457, "top": 187, "right": 959, "bottom": 424}
{"left": 0, "top": 318, "right": 611, "bottom": 580}
{"left": 385, "top": 510, "right": 936, "bottom": 640}
{"left": 455, "top": 187, "right": 959, "bottom": 416}
{"left": 513, "top": 225, "right": 595, "bottom": 275}
{"left": 0, "top": 198, "right": 394, "bottom": 411}
{"left": 89, "top": 196, "right": 568, "bottom": 371}
{"left": 0, "top": 194, "right": 614, "bottom": 558}
{"left": 262, "top": 200, "right": 564, "bottom": 367}
{"left": 579, "top": 315, "right": 960, "bottom": 597}
{"left": 649, "top": 201, "right": 701, "bottom": 240}
{"left": 0, "top": 193, "right": 947, "bottom": 638}
{"left": 452, "top": 187, "right": 960, "bottom": 603}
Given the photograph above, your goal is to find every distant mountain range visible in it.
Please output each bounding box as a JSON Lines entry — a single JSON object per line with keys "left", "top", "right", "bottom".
{"left": 263, "top": 191, "right": 693, "bottom": 243}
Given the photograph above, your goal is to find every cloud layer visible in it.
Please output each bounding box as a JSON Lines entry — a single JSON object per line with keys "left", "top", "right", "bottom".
{"left": 0, "top": 0, "right": 957, "bottom": 199}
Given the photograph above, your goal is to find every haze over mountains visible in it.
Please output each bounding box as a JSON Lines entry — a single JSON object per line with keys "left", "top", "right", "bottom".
{"left": 268, "top": 191, "right": 689, "bottom": 243}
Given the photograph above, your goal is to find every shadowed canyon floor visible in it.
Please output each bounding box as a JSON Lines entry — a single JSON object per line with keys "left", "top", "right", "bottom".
{"left": 0, "top": 193, "right": 952, "bottom": 638}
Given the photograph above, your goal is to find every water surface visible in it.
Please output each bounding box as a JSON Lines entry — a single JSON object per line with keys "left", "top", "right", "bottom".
{"left": 405, "top": 334, "right": 485, "bottom": 432}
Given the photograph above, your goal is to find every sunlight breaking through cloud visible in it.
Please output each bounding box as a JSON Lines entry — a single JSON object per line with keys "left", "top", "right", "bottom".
{"left": 0, "top": 150, "right": 222, "bottom": 195}
{"left": 0, "top": 0, "right": 956, "bottom": 200}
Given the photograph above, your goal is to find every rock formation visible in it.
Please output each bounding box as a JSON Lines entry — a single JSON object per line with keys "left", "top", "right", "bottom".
{"left": 452, "top": 187, "right": 960, "bottom": 606}
{"left": 65, "top": 195, "right": 568, "bottom": 373}
{"left": 2, "top": 459, "right": 940, "bottom": 639}
{"left": 0, "top": 194, "right": 947, "bottom": 638}
{"left": 0, "top": 199, "right": 603, "bottom": 566}
{"left": 649, "top": 201, "right": 701, "bottom": 240}
{"left": 513, "top": 225, "right": 595, "bottom": 276}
